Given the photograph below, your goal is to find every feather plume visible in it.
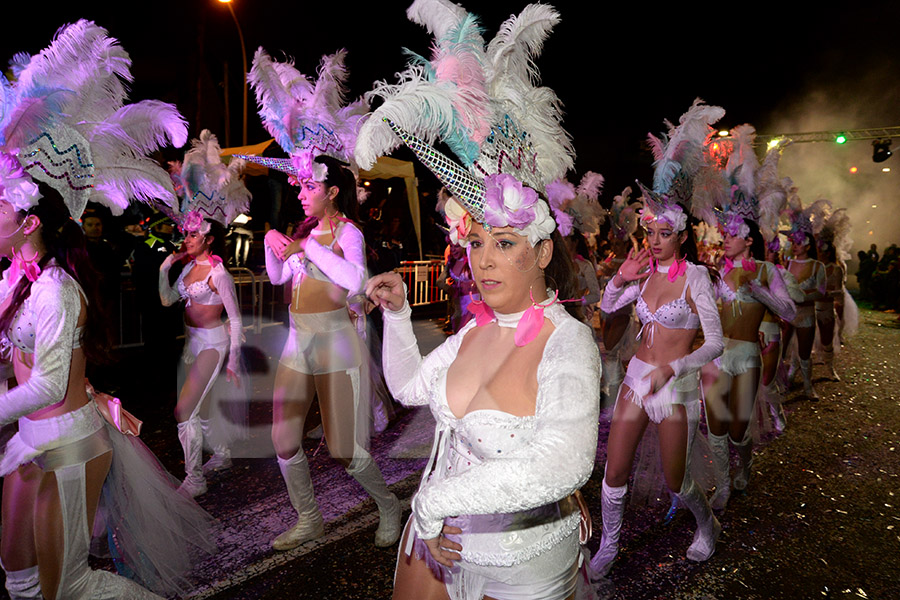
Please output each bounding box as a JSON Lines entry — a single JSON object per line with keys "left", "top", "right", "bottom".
{"left": 756, "top": 138, "right": 791, "bottom": 241}
{"left": 407, "top": 0, "right": 467, "bottom": 38}
{"left": 357, "top": 6, "right": 488, "bottom": 170}
{"left": 650, "top": 98, "right": 724, "bottom": 195}
{"left": 725, "top": 124, "right": 758, "bottom": 198}
{"left": 2, "top": 19, "right": 187, "bottom": 217}
{"left": 177, "top": 130, "right": 251, "bottom": 225}
{"left": 483, "top": 4, "right": 573, "bottom": 187}
{"left": 248, "top": 47, "right": 366, "bottom": 169}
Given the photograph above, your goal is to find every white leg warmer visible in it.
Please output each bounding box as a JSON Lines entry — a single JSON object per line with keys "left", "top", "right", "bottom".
{"left": 676, "top": 478, "right": 721, "bottom": 562}
{"left": 346, "top": 455, "right": 400, "bottom": 547}
{"left": 176, "top": 417, "right": 206, "bottom": 497}
{"left": 273, "top": 450, "right": 324, "bottom": 551}
{"left": 2, "top": 563, "right": 41, "bottom": 600}
{"left": 589, "top": 477, "right": 627, "bottom": 579}
{"left": 707, "top": 432, "right": 731, "bottom": 511}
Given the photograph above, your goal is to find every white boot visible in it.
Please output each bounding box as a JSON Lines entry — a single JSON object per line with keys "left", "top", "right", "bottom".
{"left": 273, "top": 450, "right": 325, "bottom": 551}
{"left": 200, "top": 418, "right": 232, "bottom": 474}
{"left": 177, "top": 417, "right": 207, "bottom": 497}
{"left": 676, "top": 478, "right": 721, "bottom": 562}
{"left": 2, "top": 563, "right": 41, "bottom": 599}
{"left": 732, "top": 435, "right": 753, "bottom": 491}
{"left": 761, "top": 379, "right": 787, "bottom": 434}
{"left": 589, "top": 478, "right": 627, "bottom": 579}
{"left": 347, "top": 456, "right": 401, "bottom": 547}
{"left": 707, "top": 432, "right": 731, "bottom": 511}
{"left": 799, "top": 358, "right": 819, "bottom": 400}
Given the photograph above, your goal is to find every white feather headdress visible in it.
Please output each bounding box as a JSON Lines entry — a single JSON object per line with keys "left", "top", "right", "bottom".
{"left": 354, "top": 1, "right": 574, "bottom": 245}
{"left": 169, "top": 130, "right": 251, "bottom": 232}
{"left": 238, "top": 48, "right": 368, "bottom": 177}
{"left": 638, "top": 99, "right": 725, "bottom": 232}
{"left": 0, "top": 20, "right": 187, "bottom": 219}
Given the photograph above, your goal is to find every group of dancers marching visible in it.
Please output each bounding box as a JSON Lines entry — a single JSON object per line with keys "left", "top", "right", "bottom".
{"left": 0, "top": 5, "right": 858, "bottom": 600}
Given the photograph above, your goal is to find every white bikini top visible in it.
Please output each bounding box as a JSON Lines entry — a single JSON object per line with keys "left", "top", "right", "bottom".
{"left": 175, "top": 261, "right": 224, "bottom": 306}
{"left": 3, "top": 264, "right": 86, "bottom": 354}
{"left": 635, "top": 274, "right": 701, "bottom": 339}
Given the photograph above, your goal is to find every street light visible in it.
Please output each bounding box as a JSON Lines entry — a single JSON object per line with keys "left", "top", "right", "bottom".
{"left": 218, "top": 0, "right": 248, "bottom": 146}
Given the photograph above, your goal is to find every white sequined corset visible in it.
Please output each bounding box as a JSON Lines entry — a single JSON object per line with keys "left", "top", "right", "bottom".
{"left": 383, "top": 301, "right": 600, "bottom": 568}
{"left": 429, "top": 374, "right": 581, "bottom": 566}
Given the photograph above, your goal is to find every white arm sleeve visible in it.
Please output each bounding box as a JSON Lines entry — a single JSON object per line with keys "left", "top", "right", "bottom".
{"left": 749, "top": 263, "right": 797, "bottom": 322}
{"left": 304, "top": 223, "right": 367, "bottom": 294}
{"left": 779, "top": 268, "right": 805, "bottom": 304}
{"left": 264, "top": 243, "right": 303, "bottom": 286}
{"left": 411, "top": 320, "right": 601, "bottom": 539}
{"left": 159, "top": 255, "right": 182, "bottom": 307}
{"left": 600, "top": 277, "right": 641, "bottom": 314}
{"left": 210, "top": 265, "right": 244, "bottom": 372}
{"left": 0, "top": 274, "right": 80, "bottom": 425}
{"left": 669, "top": 265, "right": 725, "bottom": 379}
{"left": 381, "top": 300, "right": 473, "bottom": 408}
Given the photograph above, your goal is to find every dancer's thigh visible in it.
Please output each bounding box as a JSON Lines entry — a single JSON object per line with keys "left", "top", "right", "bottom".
{"left": 1, "top": 463, "right": 42, "bottom": 569}
{"left": 272, "top": 363, "right": 316, "bottom": 459}
{"left": 605, "top": 385, "right": 649, "bottom": 487}
{"left": 392, "top": 518, "right": 451, "bottom": 600}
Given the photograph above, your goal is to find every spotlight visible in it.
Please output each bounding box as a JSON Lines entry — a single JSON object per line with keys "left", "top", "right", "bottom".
{"left": 873, "top": 139, "right": 893, "bottom": 162}
{"left": 835, "top": 134, "right": 847, "bottom": 144}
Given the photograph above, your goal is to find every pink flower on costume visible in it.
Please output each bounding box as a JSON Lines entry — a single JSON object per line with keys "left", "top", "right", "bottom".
{"left": 0, "top": 153, "right": 41, "bottom": 212}
{"left": 180, "top": 210, "right": 210, "bottom": 234}
{"left": 290, "top": 149, "right": 328, "bottom": 182}
{"left": 483, "top": 173, "right": 539, "bottom": 229}
{"left": 721, "top": 213, "right": 750, "bottom": 239}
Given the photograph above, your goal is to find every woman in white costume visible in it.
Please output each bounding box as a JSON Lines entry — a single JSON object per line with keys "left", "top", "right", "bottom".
{"left": 699, "top": 127, "right": 796, "bottom": 509}
{"left": 780, "top": 196, "right": 829, "bottom": 399}
{"left": 0, "top": 20, "right": 212, "bottom": 600}
{"left": 358, "top": 2, "right": 599, "bottom": 598}
{"left": 159, "top": 130, "right": 249, "bottom": 497}
{"left": 589, "top": 100, "right": 725, "bottom": 578}
{"left": 239, "top": 47, "right": 400, "bottom": 551}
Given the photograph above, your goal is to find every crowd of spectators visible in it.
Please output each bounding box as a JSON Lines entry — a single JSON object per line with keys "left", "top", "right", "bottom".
{"left": 856, "top": 243, "right": 900, "bottom": 312}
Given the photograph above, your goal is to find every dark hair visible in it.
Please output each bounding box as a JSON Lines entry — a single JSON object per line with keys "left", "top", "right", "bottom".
{"left": 292, "top": 155, "right": 360, "bottom": 241}
{"left": 544, "top": 229, "right": 583, "bottom": 320}
{"left": 817, "top": 239, "right": 837, "bottom": 263}
{"left": 797, "top": 231, "right": 817, "bottom": 259}
{"left": 745, "top": 221, "right": 766, "bottom": 261}
{"left": 203, "top": 219, "right": 227, "bottom": 259}
{"left": 0, "top": 182, "right": 113, "bottom": 363}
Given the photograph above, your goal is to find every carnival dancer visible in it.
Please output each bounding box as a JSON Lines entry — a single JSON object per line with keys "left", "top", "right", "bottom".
{"left": 359, "top": 2, "right": 599, "bottom": 598}
{"left": 159, "top": 130, "right": 250, "bottom": 497}
{"left": 780, "top": 194, "right": 829, "bottom": 399}
{"left": 238, "top": 48, "right": 400, "bottom": 550}
{"left": 0, "top": 21, "right": 213, "bottom": 599}
{"left": 589, "top": 99, "right": 725, "bottom": 577}
{"left": 814, "top": 207, "right": 858, "bottom": 380}
{"left": 759, "top": 234, "right": 804, "bottom": 433}
{"left": 698, "top": 126, "right": 796, "bottom": 510}
{"left": 597, "top": 188, "right": 640, "bottom": 407}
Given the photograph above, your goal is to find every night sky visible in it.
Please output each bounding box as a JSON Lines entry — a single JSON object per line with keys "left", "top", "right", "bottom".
{"left": 4, "top": 1, "right": 900, "bottom": 249}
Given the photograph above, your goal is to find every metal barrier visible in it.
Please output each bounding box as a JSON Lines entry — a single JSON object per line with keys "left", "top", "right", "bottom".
{"left": 114, "top": 260, "right": 448, "bottom": 348}
{"left": 396, "top": 260, "right": 448, "bottom": 306}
